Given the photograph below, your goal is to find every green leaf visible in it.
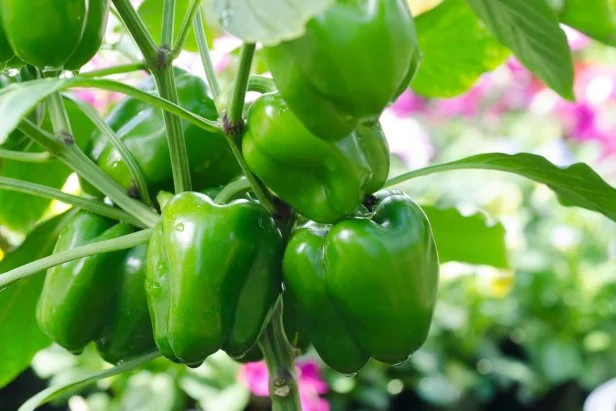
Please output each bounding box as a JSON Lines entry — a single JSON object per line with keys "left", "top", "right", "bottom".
{"left": 0, "top": 213, "right": 72, "bottom": 388}
{"left": 466, "top": 0, "right": 575, "bottom": 100}
{"left": 412, "top": 0, "right": 510, "bottom": 98}
{"left": 0, "top": 79, "right": 65, "bottom": 144}
{"left": 0, "top": 96, "right": 97, "bottom": 234}
{"left": 558, "top": 0, "right": 616, "bottom": 47}
{"left": 422, "top": 206, "right": 508, "bottom": 268}
{"left": 212, "top": 0, "right": 333, "bottom": 46}
{"left": 18, "top": 351, "right": 159, "bottom": 411}
{"left": 387, "top": 152, "right": 616, "bottom": 222}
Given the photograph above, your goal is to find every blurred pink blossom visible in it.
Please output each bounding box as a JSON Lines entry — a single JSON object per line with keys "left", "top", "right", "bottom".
{"left": 391, "top": 89, "right": 428, "bottom": 116}
{"left": 562, "top": 26, "right": 591, "bottom": 51}
{"left": 239, "top": 359, "right": 329, "bottom": 411}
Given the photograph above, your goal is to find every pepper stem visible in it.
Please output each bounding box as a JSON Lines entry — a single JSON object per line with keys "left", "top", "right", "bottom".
{"left": 258, "top": 300, "right": 303, "bottom": 411}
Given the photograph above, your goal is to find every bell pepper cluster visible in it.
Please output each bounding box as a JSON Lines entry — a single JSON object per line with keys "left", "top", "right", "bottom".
{"left": 29, "top": 0, "right": 440, "bottom": 374}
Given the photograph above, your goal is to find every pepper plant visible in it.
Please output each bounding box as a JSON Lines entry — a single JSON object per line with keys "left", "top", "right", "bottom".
{"left": 0, "top": 1, "right": 616, "bottom": 410}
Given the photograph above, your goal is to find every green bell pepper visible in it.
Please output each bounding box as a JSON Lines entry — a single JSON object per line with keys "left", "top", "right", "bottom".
{"left": 283, "top": 190, "right": 439, "bottom": 374}
{"left": 146, "top": 192, "right": 283, "bottom": 366}
{"left": 36, "top": 211, "right": 133, "bottom": 354}
{"left": 96, "top": 244, "right": 157, "bottom": 364}
{"left": 264, "top": 0, "right": 420, "bottom": 140}
{"left": 243, "top": 92, "right": 389, "bottom": 224}
{"left": 88, "top": 68, "right": 239, "bottom": 196}
{"left": 0, "top": 0, "right": 109, "bottom": 70}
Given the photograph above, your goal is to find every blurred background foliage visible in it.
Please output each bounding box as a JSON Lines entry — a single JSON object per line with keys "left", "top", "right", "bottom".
{"left": 1, "top": 0, "right": 616, "bottom": 410}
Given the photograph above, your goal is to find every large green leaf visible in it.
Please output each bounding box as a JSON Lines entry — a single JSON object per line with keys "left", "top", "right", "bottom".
{"left": 422, "top": 206, "right": 508, "bottom": 268}
{"left": 558, "top": 0, "right": 616, "bottom": 47}
{"left": 212, "top": 0, "right": 333, "bottom": 46}
{"left": 0, "top": 213, "right": 73, "bottom": 388}
{"left": 387, "top": 153, "right": 616, "bottom": 222}
{"left": 466, "top": 0, "right": 574, "bottom": 100}
{"left": 0, "top": 79, "right": 65, "bottom": 144}
{"left": 0, "top": 97, "right": 97, "bottom": 234}
{"left": 412, "top": 0, "right": 510, "bottom": 98}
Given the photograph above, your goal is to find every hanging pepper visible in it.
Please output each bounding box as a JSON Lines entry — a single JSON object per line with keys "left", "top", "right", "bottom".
{"left": 283, "top": 190, "right": 439, "bottom": 374}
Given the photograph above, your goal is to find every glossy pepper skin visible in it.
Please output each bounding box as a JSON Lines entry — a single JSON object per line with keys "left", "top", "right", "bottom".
{"left": 146, "top": 192, "right": 283, "bottom": 366}
{"left": 243, "top": 92, "right": 389, "bottom": 224}
{"left": 88, "top": 69, "right": 239, "bottom": 195}
{"left": 36, "top": 211, "right": 133, "bottom": 354}
{"left": 264, "top": 0, "right": 420, "bottom": 140}
{"left": 0, "top": 0, "right": 109, "bottom": 70}
{"left": 96, "top": 245, "right": 157, "bottom": 364}
{"left": 283, "top": 190, "right": 439, "bottom": 374}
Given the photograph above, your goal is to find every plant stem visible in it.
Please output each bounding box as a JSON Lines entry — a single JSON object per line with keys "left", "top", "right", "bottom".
{"left": 0, "top": 149, "right": 50, "bottom": 163}
{"left": 225, "top": 43, "right": 255, "bottom": 128}
{"left": 0, "top": 229, "right": 152, "bottom": 289}
{"left": 161, "top": 0, "right": 176, "bottom": 47}
{"left": 219, "top": 43, "right": 277, "bottom": 214}
{"left": 69, "top": 78, "right": 221, "bottom": 133}
{"left": 0, "top": 177, "right": 144, "bottom": 227}
{"left": 248, "top": 75, "right": 276, "bottom": 94}
{"left": 80, "top": 62, "right": 148, "bottom": 78}
{"left": 214, "top": 176, "right": 251, "bottom": 203}
{"left": 152, "top": 68, "right": 192, "bottom": 193}
{"left": 112, "top": 0, "right": 160, "bottom": 66}
{"left": 226, "top": 139, "right": 276, "bottom": 214}
{"left": 171, "top": 0, "right": 201, "bottom": 59}
{"left": 18, "top": 120, "right": 159, "bottom": 228}
{"left": 193, "top": 8, "right": 221, "bottom": 100}
{"left": 258, "top": 301, "right": 303, "bottom": 411}
{"left": 66, "top": 95, "right": 152, "bottom": 205}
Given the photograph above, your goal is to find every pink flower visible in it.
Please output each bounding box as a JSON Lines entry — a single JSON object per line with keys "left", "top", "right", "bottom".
{"left": 239, "top": 359, "right": 329, "bottom": 411}
{"left": 390, "top": 89, "right": 427, "bottom": 116}
{"left": 562, "top": 25, "right": 591, "bottom": 51}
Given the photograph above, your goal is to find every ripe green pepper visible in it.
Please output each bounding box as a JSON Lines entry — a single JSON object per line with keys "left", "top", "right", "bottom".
{"left": 283, "top": 190, "right": 439, "bottom": 374}
{"left": 146, "top": 192, "right": 283, "bottom": 366}
{"left": 36, "top": 211, "right": 133, "bottom": 354}
{"left": 243, "top": 92, "right": 389, "bottom": 224}
{"left": 264, "top": 0, "right": 420, "bottom": 140}
{"left": 96, "top": 245, "right": 157, "bottom": 364}
{"left": 0, "top": 0, "right": 109, "bottom": 70}
{"left": 88, "top": 69, "right": 239, "bottom": 196}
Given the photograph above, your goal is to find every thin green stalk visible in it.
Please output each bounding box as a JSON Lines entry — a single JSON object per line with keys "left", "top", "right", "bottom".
{"left": 47, "top": 92, "right": 73, "bottom": 136}
{"left": 226, "top": 140, "right": 276, "bottom": 214}
{"left": 225, "top": 43, "right": 255, "bottom": 127}
{"left": 161, "top": 0, "right": 176, "bottom": 47}
{"left": 0, "top": 177, "right": 144, "bottom": 227}
{"left": 18, "top": 120, "right": 159, "bottom": 228}
{"left": 112, "top": 0, "right": 160, "bottom": 66}
{"left": 153, "top": 68, "right": 192, "bottom": 193}
{"left": 80, "top": 62, "right": 148, "bottom": 78}
{"left": 69, "top": 78, "right": 221, "bottom": 133}
{"left": 171, "top": 0, "right": 202, "bottom": 59}
{"left": 214, "top": 176, "right": 251, "bottom": 204}
{"left": 65, "top": 95, "right": 152, "bottom": 205}
{"left": 258, "top": 301, "right": 303, "bottom": 411}
{"left": 219, "top": 43, "right": 276, "bottom": 213}
{"left": 248, "top": 75, "right": 276, "bottom": 94}
{"left": 0, "top": 149, "right": 51, "bottom": 163}
{"left": 193, "top": 8, "right": 221, "bottom": 99}
{"left": 0, "top": 229, "right": 152, "bottom": 289}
